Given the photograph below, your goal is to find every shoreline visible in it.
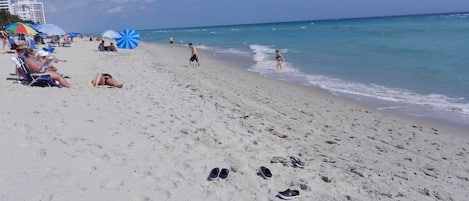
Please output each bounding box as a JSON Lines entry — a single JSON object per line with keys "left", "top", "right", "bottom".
{"left": 168, "top": 42, "right": 469, "bottom": 131}
{"left": 1, "top": 40, "right": 468, "bottom": 200}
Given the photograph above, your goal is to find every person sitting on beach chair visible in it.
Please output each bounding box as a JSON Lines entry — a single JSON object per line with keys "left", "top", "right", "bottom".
{"left": 89, "top": 73, "right": 123, "bottom": 88}
{"left": 49, "top": 35, "right": 60, "bottom": 47}
{"left": 23, "top": 49, "right": 71, "bottom": 88}
{"left": 62, "top": 34, "right": 73, "bottom": 47}
{"left": 9, "top": 38, "right": 18, "bottom": 50}
{"left": 35, "top": 50, "right": 67, "bottom": 72}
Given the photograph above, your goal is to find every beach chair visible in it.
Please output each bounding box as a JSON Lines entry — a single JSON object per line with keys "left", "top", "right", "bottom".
{"left": 28, "top": 39, "right": 37, "bottom": 50}
{"left": 8, "top": 38, "right": 18, "bottom": 50}
{"left": 43, "top": 45, "right": 55, "bottom": 53}
{"left": 10, "top": 57, "right": 59, "bottom": 87}
{"left": 61, "top": 37, "right": 73, "bottom": 47}
{"left": 62, "top": 40, "right": 72, "bottom": 47}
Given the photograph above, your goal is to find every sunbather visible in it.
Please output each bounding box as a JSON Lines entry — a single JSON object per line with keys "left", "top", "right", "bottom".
{"left": 23, "top": 49, "right": 71, "bottom": 88}
{"left": 98, "top": 41, "right": 106, "bottom": 51}
{"left": 35, "top": 50, "right": 67, "bottom": 72}
{"left": 90, "top": 73, "right": 123, "bottom": 88}
{"left": 52, "top": 35, "right": 60, "bottom": 46}
{"left": 108, "top": 42, "right": 118, "bottom": 52}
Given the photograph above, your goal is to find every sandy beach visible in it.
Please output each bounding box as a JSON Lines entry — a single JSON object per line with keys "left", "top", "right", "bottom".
{"left": 1, "top": 39, "right": 468, "bottom": 201}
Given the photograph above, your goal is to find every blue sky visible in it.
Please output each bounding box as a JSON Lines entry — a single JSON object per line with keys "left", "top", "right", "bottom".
{"left": 41, "top": 0, "right": 469, "bottom": 33}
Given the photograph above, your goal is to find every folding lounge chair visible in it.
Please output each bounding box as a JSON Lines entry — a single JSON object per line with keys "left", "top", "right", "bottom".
{"left": 10, "top": 57, "right": 60, "bottom": 87}
{"left": 8, "top": 38, "right": 18, "bottom": 50}
{"left": 28, "top": 39, "right": 37, "bottom": 50}
{"left": 43, "top": 45, "right": 55, "bottom": 53}
{"left": 62, "top": 39, "right": 72, "bottom": 47}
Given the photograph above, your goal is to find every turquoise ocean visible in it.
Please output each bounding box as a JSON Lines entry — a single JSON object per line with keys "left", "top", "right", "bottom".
{"left": 139, "top": 12, "right": 469, "bottom": 127}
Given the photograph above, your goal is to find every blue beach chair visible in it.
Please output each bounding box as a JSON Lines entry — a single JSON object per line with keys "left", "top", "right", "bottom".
{"left": 28, "top": 39, "right": 37, "bottom": 50}
{"left": 43, "top": 45, "right": 55, "bottom": 53}
{"left": 10, "top": 57, "right": 60, "bottom": 87}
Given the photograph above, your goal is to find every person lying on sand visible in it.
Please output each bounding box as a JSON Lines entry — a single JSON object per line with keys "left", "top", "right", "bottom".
{"left": 89, "top": 73, "right": 123, "bottom": 88}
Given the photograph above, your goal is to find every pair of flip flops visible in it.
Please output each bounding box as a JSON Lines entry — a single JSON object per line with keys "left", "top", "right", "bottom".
{"left": 208, "top": 167, "right": 229, "bottom": 180}
{"left": 289, "top": 156, "right": 305, "bottom": 169}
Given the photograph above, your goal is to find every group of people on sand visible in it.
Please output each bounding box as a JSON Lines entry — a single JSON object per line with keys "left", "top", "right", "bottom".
{"left": 14, "top": 42, "right": 123, "bottom": 89}
{"left": 173, "top": 36, "right": 284, "bottom": 71}
{"left": 98, "top": 40, "right": 118, "bottom": 52}
{"left": 187, "top": 42, "right": 284, "bottom": 71}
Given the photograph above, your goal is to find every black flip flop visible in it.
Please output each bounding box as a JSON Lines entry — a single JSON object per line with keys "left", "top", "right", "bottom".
{"left": 208, "top": 167, "right": 219, "bottom": 181}
{"left": 259, "top": 166, "right": 272, "bottom": 179}
{"left": 219, "top": 168, "right": 230, "bottom": 179}
{"left": 277, "top": 189, "right": 300, "bottom": 200}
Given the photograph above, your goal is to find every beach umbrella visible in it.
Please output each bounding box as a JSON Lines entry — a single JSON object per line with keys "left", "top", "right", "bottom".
{"left": 26, "top": 23, "right": 40, "bottom": 31}
{"left": 101, "top": 30, "right": 121, "bottom": 39}
{"left": 68, "top": 32, "right": 80, "bottom": 37}
{"left": 5, "top": 22, "right": 37, "bottom": 35}
{"left": 37, "top": 23, "right": 66, "bottom": 36}
{"left": 116, "top": 29, "right": 140, "bottom": 49}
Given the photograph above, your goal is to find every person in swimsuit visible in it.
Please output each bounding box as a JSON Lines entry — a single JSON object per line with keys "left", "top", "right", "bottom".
{"left": 169, "top": 36, "right": 174, "bottom": 47}
{"left": 90, "top": 73, "right": 123, "bottom": 88}
{"left": 98, "top": 41, "right": 106, "bottom": 51}
{"left": 1, "top": 29, "right": 9, "bottom": 50}
{"left": 23, "top": 49, "right": 71, "bottom": 88}
{"left": 188, "top": 43, "right": 200, "bottom": 67}
{"left": 108, "top": 42, "right": 118, "bottom": 52}
{"left": 275, "top": 49, "right": 284, "bottom": 71}
{"left": 35, "top": 50, "right": 67, "bottom": 72}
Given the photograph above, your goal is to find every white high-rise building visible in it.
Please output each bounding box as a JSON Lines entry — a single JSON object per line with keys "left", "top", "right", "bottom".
{"left": 0, "top": 0, "right": 10, "bottom": 11}
{"left": 10, "top": 0, "right": 46, "bottom": 24}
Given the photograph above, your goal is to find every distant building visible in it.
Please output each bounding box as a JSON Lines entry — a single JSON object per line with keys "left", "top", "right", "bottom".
{"left": 0, "top": 0, "right": 10, "bottom": 11}
{"left": 10, "top": 0, "right": 46, "bottom": 24}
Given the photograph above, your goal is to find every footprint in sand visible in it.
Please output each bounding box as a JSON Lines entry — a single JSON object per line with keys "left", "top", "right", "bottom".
{"left": 133, "top": 195, "right": 150, "bottom": 201}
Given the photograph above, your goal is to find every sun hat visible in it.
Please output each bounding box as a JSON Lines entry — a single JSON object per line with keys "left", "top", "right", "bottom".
{"left": 36, "top": 50, "right": 49, "bottom": 57}
{"left": 15, "top": 44, "right": 28, "bottom": 49}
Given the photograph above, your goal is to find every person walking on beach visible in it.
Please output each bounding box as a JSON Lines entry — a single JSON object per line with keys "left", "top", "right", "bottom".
{"left": 275, "top": 49, "right": 284, "bottom": 71}
{"left": 169, "top": 36, "right": 174, "bottom": 47}
{"left": 1, "top": 28, "right": 9, "bottom": 50}
{"left": 188, "top": 43, "right": 200, "bottom": 67}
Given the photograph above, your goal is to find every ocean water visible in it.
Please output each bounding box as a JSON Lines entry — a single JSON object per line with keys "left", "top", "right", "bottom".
{"left": 139, "top": 12, "right": 469, "bottom": 127}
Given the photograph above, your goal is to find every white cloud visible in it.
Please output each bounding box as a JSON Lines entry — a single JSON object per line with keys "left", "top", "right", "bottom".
{"left": 46, "top": 5, "right": 59, "bottom": 13}
{"left": 107, "top": 6, "right": 124, "bottom": 14}
{"left": 113, "top": 0, "right": 137, "bottom": 3}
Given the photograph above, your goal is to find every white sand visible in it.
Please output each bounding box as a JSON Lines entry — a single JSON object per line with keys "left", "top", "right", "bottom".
{"left": 1, "top": 40, "right": 468, "bottom": 201}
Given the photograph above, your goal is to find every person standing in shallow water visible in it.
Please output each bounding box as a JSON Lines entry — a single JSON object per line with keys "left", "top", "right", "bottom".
{"left": 275, "top": 49, "right": 284, "bottom": 71}
{"left": 169, "top": 36, "right": 174, "bottom": 47}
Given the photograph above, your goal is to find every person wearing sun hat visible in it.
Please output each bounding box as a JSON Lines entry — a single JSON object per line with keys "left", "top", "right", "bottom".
{"left": 34, "top": 50, "right": 67, "bottom": 72}
{"left": 35, "top": 49, "right": 49, "bottom": 57}
{"left": 22, "top": 49, "right": 71, "bottom": 88}
{"left": 15, "top": 44, "right": 29, "bottom": 56}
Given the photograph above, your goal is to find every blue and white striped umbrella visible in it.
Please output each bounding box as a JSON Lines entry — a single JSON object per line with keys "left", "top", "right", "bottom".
{"left": 116, "top": 29, "right": 140, "bottom": 49}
